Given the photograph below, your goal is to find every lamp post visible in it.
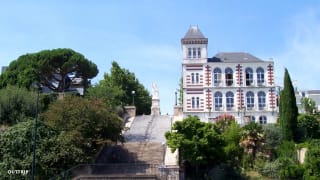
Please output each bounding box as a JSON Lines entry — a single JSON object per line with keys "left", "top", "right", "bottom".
{"left": 31, "top": 82, "right": 41, "bottom": 180}
{"left": 131, "top": 90, "right": 135, "bottom": 106}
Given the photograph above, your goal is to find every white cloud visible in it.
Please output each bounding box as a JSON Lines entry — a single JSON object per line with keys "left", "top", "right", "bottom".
{"left": 275, "top": 7, "right": 320, "bottom": 90}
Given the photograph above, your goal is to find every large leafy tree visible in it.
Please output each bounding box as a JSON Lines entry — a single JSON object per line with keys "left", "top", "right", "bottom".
{"left": 94, "top": 61, "right": 151, "bottom": 115}
{"left": 297, "top": 114, "right": 320, "bottom": 139}
{"left": 165, "top": 116, "right": 225, "bottom": 176}
{"left": 0, "top": 86, "right": 37, "bottom": 125}
{"left": 279, "top": 68, "right": 298, "bottom": 141}
{"left": 219, "top": 118, "right": 243, "bottom": 166}
{"left": 0, "top": 48, "right": 98, "bottom": 92}
{"left": 41, "top": 96, "right": 123, "bottom": 156}
{"left": 0, "top": 119, "right": 85, "bottom": 179}
{"left": 86, "top": 74, "right": 125, "bottom": 108}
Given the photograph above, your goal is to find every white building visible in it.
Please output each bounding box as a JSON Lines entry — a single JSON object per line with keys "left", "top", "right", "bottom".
{"left": 296, "top": 90, "right": 320, "bottom": 113}
{"left": 181, "top": 26, "right": 278, "bottom": 124}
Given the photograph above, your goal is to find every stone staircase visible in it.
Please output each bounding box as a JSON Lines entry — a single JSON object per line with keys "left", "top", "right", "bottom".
{"left": 65, "top": 115, "right": 180, "bottom": 180}
{"left": 95, "top": 142, "right": 165, "bottom": 164}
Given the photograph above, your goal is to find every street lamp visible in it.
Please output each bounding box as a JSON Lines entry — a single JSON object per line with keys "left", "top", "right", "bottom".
{"left": 31, "top": 82, "right": 41, "bottom": 180}
{"left": 131, "top": 90, "right": 135, "bottom": 106}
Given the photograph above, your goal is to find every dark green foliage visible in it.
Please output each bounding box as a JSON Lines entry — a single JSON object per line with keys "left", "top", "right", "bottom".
{"left": 165, "top": 116, "right": 225, "bottom": 172}
{"left": 41, "top": 96, "right": 123, "bottom": 155}
{"left": 277, "top": 157, "right": 304, "bottom": 179}
{"left": 39, "top": 92, "right": 58, "bottom": 112}
{"left": 262, "top": 124, "right": 282, "bottom": 159}
{"left": 207, "top": 164, "right": 246, "bottom": 180}
{"left": 0, "top": 86, "right": 37, "bottom": 125}
{"left": 257, "top": 158, "right": 281, "bottom": 178}
{"left": 276, "top": 141, "right": 297, "bottom": 160}
{"left": 0, "top": 119, "right": 85, "bottom": 179}
{"left": 218, "top": 117, "right": 243, "bottom": 165}
{"left": 0, "top": 53, "right": 39, "bottom": 89}
{"left": 304, "top": 140, "right": 320, "bottom": 179}
{"left": 89, "top": 61, "right": 151, "bottom": 115}
{"left": 86, "top": 79, "right": 124, "bottom": 108}
{"left": 0, "top": 48, "right": 98, "bottom": 92}
{"left": 297, "top": 114, "right": 320, "bottom": 140}
{"left": 240, "top": 122, "right": 264, "bottom": 163}
{"left": 279, "top": 68, "right": 299, "bottom": 141}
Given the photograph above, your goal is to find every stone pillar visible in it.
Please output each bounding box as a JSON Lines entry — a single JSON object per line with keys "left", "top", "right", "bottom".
{"left": 173, "top": 106, "right": 183, "bottom": 116}
{"left": 151, "top": 83, "right": 160, "bottom": 115}
{"left": 151, "top": 98, "right": 160, "bottom": 115}
{"left": 124, "top": 106, "right": 136, "bottom": 118}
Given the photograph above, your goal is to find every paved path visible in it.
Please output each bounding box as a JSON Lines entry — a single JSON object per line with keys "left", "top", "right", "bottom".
{"left": 124, "top": 115, "right": 172, "bottom": 143}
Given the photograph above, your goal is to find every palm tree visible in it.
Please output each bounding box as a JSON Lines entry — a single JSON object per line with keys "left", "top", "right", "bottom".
{"left": 239, "top": 122, "right": 264, "bottom": 166}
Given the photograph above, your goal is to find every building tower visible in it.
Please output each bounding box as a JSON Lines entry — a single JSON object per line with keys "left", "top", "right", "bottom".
{"left": 181, "top": 26, "right": 278, "bottom": 124}
{"left": 181, "top": 26, "right": 208, "bottom": 119}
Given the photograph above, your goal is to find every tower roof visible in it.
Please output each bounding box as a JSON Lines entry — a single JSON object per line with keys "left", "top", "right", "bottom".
{"left": 181, "top": 26, "right": 208, "bottom": 44}
{"left": 184, "top": 26, "right": 206, "bottom": 39}
{"left": 208, "top": 52, "right": 264, "bottom": 63}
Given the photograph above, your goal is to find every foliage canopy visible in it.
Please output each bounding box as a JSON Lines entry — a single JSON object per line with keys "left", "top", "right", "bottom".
{"left": 0, "top": 48, "right": 98, "bottom": 93}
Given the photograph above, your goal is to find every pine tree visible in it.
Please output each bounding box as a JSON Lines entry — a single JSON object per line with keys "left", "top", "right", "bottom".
{"left": 279, "top": 68, "right": 298, "bottom": 141}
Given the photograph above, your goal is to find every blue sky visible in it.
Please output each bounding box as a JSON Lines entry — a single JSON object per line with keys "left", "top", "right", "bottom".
{"left": 1, "top": 1, "right": 320, "bottom": 114}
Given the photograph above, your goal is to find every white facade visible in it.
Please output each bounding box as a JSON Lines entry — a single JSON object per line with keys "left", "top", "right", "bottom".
{"left": 181, "top": 26, "right": 278, "bottom": 124}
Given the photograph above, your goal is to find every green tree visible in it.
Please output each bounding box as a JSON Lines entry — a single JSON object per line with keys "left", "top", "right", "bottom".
{"left": 0, "top": 119, "right": 85, "bottom": 179}
{"left": 0, "top": 48, "right": 98, "bottom": 92}
{"left": 304, "top": 140, "right": 320, "bottom": 179}
{"left": 301, "top": 97, "right": 317, "bottom": 114}
{"left": 86, "top": 76, "right": 125, "bottom": 108}
{"left": 297, "top": 114, "right": 320, "bottom": 140}
{"left": 221, "top": 119, "right": 243, "bottom": 165}
{"left": 262, "top": 124, "right": 282, "bottom": 159}
{"left": 165, "top": 116, "right": 225, "bottom": 176}
{"left": 102, "top": 61, "right": 151, "bottom": 115}
{"left": 279, "top": 68, "right": 298, "bottom": 141}
{"left": 41, "top": 96, "right": 123, "bottom": 156}
{"left": 0, "top": 86, "right": 37, "bottom": 125}
{"left": 239, "top": 122, "right": 264, "bottom": 167}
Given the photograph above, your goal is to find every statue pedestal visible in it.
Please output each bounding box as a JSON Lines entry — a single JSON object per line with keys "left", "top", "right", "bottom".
{"left": 151, "top": 98, "right": 160, "bottom": 115}
{"left": 124, "top": 106, "right": 136, "bottom": 118}
{"left": 173, "top": 106, "right": 183, "bottom": 116}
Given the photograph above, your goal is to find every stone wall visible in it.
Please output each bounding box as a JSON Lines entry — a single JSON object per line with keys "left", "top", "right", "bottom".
{"left": 123, "top": 106, "right": 136, "bottom": 119}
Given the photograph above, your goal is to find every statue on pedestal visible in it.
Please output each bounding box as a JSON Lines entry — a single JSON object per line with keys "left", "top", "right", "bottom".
{"left": 152, "top": 83, "right": 159, "bottom": 99}
{"left": 151, "top": 83, "right": 160, "bottom": 115}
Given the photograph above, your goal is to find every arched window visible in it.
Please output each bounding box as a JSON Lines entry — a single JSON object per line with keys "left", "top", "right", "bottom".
{"left": 226, "top": 91, "right": 234, "bottom": 110}
{"left": 245, "top": 67, "right": 253, "bottom": 86}
{"left": 214, "top": 92, "right": 223, "bottom": 111}
{"left": 251, "top": 116, "right": 256, "bottom": 122}
{"left": 257, "top": 67, "right": 265, "bottom": 85}
{"left": 191, "top": 73, "right": 195, "bottom": 84}
{"left": 259, "top": 116, "right": 267, "bottom": 124}
{"left": 196, "top": 97, "right": 200, "bottom": 108}
{"left": 225, "top": 68, "right": 233, "bottom": 86}
{"left": 258, "top": 91, "right": 266, "bottom": 110}
{"left": 246, "top": 91, "right": 254, "bottom": 110}
{"left": 213, "top": 68, "right": 222, "bottom": 86}
{"left": 192, "top": 97, "right": 195, "bottom": 108}
{"left": 195, "top": 73, "right": 199, "bottom": 84}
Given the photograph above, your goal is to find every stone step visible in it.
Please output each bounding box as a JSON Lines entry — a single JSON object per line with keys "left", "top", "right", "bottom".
{"left": 95, "top": 142, "right": 165, "bottom": 164}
